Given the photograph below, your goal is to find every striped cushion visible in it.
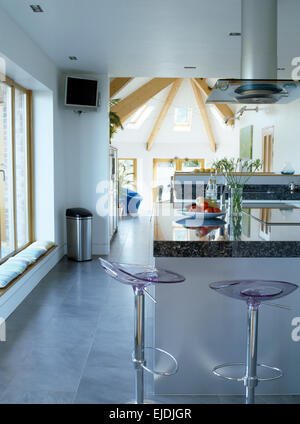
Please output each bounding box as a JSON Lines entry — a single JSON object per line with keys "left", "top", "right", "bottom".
{"left": 0, "top": 241, "right": 54, "bottom": 288}
{"left": 0, "top": 276, "right": 16, "bottom": 288}
{"left": 0, "top": 262, "right": 27, "bottom": 274}
{"left": 0, "top": 269, "right": 19, "bottom": 279}
{"left": 15, "top": 247, "right": 45, "bottom": 262}
{"left": 30, "top": 241, "right": 55, "bottom": 250}
{"left": 6, "top": 257, "right": 31, "bottom": 268}
{"left": 0, "top": 270, "right": 20, "bottom": 288}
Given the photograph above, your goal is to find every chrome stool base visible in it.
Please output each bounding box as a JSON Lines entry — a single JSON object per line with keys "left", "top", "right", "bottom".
{"left": 132, "top": 346, "right": 179, "bottom": 377}
{"left": 126, "top": 400, "right": 155, "bottom": 404}
{"left": 212, "top": 362, "right": 283, "bottom": 383}
{"left": 211, "top": 303, "right": 284, "bottom": 404}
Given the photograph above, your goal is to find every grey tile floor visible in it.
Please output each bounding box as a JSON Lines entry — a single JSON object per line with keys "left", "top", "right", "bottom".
{"left": 0, "top": 216, "right": 299, "bottom": 404}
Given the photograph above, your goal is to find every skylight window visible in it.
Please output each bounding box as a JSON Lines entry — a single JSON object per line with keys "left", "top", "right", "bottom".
{"left": 174, "top": 107, "right": 192, "bottom": 131}
{"left": 126, "top": 104, "right": 153, "bottom": 129}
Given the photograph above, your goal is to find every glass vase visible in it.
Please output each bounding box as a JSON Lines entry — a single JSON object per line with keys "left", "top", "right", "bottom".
{"left": 228, "top": 215, "right": 242, "bottom": 241}
{"left": 228, "top": 186, "right": 243, "bottom": 217}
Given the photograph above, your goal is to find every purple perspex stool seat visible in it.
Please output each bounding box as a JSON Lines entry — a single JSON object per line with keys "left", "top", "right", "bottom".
{"left": 99, "top": 258, "right": 185, "bottom": 404}
{"left": 209, "top": 279, "right": 298, "bottom": 404}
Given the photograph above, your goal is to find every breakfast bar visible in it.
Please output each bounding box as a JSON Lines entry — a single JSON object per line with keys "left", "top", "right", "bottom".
{"left": 152, "top": 202, "right": 300, "bottom": 396}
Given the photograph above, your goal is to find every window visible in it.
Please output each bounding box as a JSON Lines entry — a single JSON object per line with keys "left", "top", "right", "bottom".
{"left": 180, "top": 159, "right": 205, "bottom": 172}
{"left": 0, "top": 79, "right": 33, "bottom": 262}
{"left": 118, "top": 159, "right": 137, "bottom": 192}
{"left": 174, "top": 107, "right": 192, "bottom": 131}
{"left": 126, "top": 104, "right": 153, "bottom": 129}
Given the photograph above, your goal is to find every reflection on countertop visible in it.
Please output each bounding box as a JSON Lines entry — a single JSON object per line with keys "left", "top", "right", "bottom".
{"left": 153, "top": 203, "right": 300, "bottom": 258}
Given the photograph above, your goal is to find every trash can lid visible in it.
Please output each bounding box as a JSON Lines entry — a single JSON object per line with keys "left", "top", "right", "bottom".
{"left": 66, "top": 208, "right": 93, "bottom": 218}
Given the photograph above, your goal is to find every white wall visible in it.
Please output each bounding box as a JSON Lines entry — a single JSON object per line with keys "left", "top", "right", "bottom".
{"left": 0, "top": 7, "right": 110, "bottom": 255}
{"left": 113, "top": 78, "right": 239, "bottom": 211}
{"left": 33, "top": 91, "right": 55, "bottom": 241}
{"left": 61, "top": 73, "right": 110, "bottom": 254}
{"left": 236, "top": 99, "right": 300, "bottom": 174}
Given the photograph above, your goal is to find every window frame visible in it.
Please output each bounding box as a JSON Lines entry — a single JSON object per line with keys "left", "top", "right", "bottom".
{"left": 174, "top": 107, "right": 192, "bottom": 130}
{"left": 153, "top": 158, "right": 205, "bottom": 181}
{"left": 0, "top": 75, "right": 33, "bottom": 264}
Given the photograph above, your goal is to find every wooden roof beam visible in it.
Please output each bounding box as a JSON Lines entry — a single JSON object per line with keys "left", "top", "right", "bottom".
{"left": 147, "top": 79, "right": 183, "bottom": 151}
{"left": 110, "top": 78, "right": 177, "bottom": 124}
{"left": 192, "top": 78, "right": 234, "bottom": 126}
{"left": 190, "top": 79, "right": 216, "bottom": 153}
{"left": 110, "top": 78, "right": 133, "bottom": 98}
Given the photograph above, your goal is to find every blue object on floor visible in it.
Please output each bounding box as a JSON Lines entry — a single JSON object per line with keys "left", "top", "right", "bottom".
{"left": 126, "top": 189, "right": 143, "bottom": 214}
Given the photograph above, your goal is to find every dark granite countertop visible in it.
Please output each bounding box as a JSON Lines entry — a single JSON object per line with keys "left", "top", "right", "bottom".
{"left": 153, "top": 202, "right": 300, "bottom": 258}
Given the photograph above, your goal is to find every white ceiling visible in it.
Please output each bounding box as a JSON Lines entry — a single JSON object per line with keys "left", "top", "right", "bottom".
{"left": 0, "top": 0, "right": 299, "bottom": 78}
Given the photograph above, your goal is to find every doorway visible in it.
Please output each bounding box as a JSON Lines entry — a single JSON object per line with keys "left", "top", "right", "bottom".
{"left": 262, "top": 127, "right": 274, "bottom": 172}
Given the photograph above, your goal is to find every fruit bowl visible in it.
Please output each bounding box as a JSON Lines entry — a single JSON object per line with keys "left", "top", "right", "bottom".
{"left": 176, "top": 218, "right": 226, "bottom": 229}
{"left": 182, "top": 210, "right": 226, "bottom": 219}
{"left": 182, "top": 197, "right": 226, "bottom": 219}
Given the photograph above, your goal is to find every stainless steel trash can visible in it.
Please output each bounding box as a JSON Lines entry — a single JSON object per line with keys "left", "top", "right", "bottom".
{"left": 66, "top": 208, "right": 93, "bottom": 261}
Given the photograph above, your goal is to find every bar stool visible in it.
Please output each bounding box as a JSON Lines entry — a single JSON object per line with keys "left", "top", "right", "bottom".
{"left": 99, "top": 258, "right": 185, "bottom": 404}
{"left": 209, "top": 279, "right": 298, "bottom": 404}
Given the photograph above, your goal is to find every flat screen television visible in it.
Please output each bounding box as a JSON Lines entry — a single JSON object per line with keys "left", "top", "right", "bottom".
{"left": 65, "top": 76, "right": 99, "bottom": 110}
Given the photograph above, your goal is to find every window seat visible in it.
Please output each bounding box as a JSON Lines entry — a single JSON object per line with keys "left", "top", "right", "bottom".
{"left": 0, "top": 241, "right": 56, "bottom": 297}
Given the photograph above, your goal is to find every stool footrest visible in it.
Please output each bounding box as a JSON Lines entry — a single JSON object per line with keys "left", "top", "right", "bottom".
{"left": 132, "top": 347, "right": 178, "bottom": 376}
{"left": 212, "top": 362, "right": 283, "bottom": 382}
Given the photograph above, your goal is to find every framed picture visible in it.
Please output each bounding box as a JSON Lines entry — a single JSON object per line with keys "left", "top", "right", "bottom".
{"left": 240, "top": 125, "right": 253, "bottom": 159}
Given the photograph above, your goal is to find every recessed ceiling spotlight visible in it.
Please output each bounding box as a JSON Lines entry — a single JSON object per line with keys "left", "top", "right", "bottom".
{"left": 69, "top": 56, "right": 78, "bottom": 61}
{"left": 229, "top": 32, "right": 241, "bottom": 36}
{"left": 184, "top": 66, "right": 196, "bottom": 69}
{"left": 30, "top": 5, "right": 44, "bottom": 13}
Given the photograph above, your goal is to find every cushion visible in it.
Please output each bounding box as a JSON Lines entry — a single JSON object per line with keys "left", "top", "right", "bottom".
{"left": 14, "top": 252, "right": 36, "bottom": 264}
{"left": 6, "top": 257, "right": 31, "bottom": 268}
{"left": 0, "top": 241, "right": 55, "bottom": 288}
{"left": 0, "top": 270, "right": 20, "bottom": 288}
{"left": 15, "top": 247, "right": 45, "bottom": 262}
{"left": 0, "top": 274, "right": 16, "bottom": 288}
{"left": 0, "top": 262, "right": 27, "bottom": 274}
{"left": 30, "top": 240, "right": 55, "bottom": 250}
{"left": 0, "top": 269, "right": 20, "bottom": 279}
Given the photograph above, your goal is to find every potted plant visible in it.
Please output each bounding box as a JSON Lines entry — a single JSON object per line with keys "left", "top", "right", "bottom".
{"left": 110, "top": 99, "right": 123, "bottom": 139}
{"left": 212, "top": 158, "right": 263, "bottom": 216}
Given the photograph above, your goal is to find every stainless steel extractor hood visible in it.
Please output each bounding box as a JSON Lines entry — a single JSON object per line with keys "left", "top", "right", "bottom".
{"left": 207, "top": 0, "right": 300, "bottom": 105}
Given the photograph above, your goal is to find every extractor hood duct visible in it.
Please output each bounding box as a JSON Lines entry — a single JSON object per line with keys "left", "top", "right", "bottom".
{"left": 241, "top": 0, "right": 277, "bottom": 80}
{"left": 207, "top": 0, "right": 300, "bottom": 105}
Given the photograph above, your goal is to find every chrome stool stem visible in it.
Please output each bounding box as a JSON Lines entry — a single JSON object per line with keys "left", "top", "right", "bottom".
{"left": 245, "top": 304, "right": 259, "bottom": 404}
{"left": 133, "top": 287, "right": 145, "bottom": 404}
